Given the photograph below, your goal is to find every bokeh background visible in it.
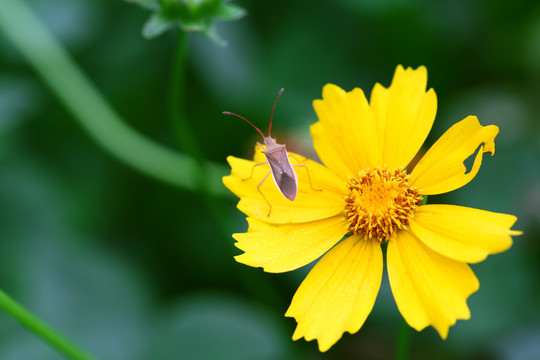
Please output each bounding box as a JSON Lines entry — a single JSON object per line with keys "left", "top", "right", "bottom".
{"left": 0, "top": 0, "right": 539, "bottom": 359}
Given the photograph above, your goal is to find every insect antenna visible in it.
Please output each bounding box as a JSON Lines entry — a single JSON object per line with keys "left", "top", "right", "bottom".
{"left": 222, "top": 111, "right": 265, "bottom": 140}
{"left": 269, "top": 88, "right": 284, "bottom": 137}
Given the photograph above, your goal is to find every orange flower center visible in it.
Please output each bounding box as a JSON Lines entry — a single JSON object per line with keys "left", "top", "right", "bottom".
{"left": 344, "top": 168, "right": 423, "bottom": 243}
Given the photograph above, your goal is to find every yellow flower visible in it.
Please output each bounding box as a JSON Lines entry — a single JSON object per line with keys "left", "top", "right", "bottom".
{"left": 223, "top": 65, "right": 522, "bottom": 352}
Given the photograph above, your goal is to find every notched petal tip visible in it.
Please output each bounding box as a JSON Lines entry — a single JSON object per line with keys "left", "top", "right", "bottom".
{"left": 388, "top": 230, "right": 479, "bottom": 340}
{"left": 285, "top": 236, "right": 383, "bottom": 352}
{"left": 482, "top": 124, "right": 499, "bottom": 155}
{"left": 371, "top": 64, "right": 436, "bottom": 169}
{"left": 410, "top": 116, "right": 499, "bottom": 195}
{"left": 392, "top": 64, "right": 427, "bottom": 87}
{"left": 312, "top": 82, "right": 382, "bottom": 177}
{"left": 322, "top": 83, "right": 346, "bottom": 98}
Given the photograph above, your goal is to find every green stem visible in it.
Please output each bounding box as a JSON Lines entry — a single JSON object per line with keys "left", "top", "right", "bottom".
{"left": 396, "top": 317, "right": 410, "bottom": 360}
{"left": 0, "top": 289, "right": 97, "bottom": 360}
{"left": 168, "top": 31, "right": 210, "bottom": 199}
{"left": 168, "top": 31, "right": 213, "bottom": 215}
{"left": 0, "top": 0, "right": 230, "bottom": 197}
{"left": 169, "top": 32, "right": 204, "bottom": 163}
{"left": 167, "top": 31, "right": 282, "bottom": 307}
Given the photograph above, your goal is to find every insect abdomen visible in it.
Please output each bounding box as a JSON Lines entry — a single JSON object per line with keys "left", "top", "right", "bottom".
{"left": 277, "top": 172, "right": 298, "bottom": 200}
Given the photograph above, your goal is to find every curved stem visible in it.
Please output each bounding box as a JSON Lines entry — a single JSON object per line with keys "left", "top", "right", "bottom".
{"left": 0, "top": 0, "right": 231, "bottom": 197}
{"left": 0, "top": 289, "right": 97, "bottom": 360}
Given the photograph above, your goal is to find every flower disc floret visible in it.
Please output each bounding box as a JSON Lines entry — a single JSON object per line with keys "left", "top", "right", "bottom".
{"left": 345, "top": 168, "right": 423, "bottom": 242}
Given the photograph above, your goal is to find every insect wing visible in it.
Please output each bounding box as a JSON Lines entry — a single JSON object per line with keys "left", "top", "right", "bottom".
{"left": 265, "top": 149, "right": 298, "bottom": 201}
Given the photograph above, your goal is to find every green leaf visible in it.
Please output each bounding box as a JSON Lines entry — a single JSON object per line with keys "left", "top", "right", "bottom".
{"left": 200, "top": 23, "right": 228, "bottom": 47}
{"left": 130, "top": 0, "right": 245, "bottom": 44}
{"left": 124, "top": 0, "right": 160, "bottom": 11}
{"left": 142, "top": 12, "right": 176, "bottom": 39}
{"left": 179, "top": 17, "right": 207, "bottom": 33}
{"left": 211, "top": 3, "right": 246, "bottom": 21}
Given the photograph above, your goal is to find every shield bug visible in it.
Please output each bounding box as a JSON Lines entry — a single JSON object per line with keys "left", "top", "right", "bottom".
{"left": 223, "top": 88, "right": 319, "bottom": 216}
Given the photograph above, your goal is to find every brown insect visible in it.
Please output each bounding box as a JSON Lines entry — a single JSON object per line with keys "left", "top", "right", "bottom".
{"left": 223, "top": 88, "right": 318, "bottom": 216}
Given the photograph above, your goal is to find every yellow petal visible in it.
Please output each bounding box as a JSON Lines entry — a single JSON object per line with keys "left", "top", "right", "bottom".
{"left": 409, "top": 204, "right": 521, "bottom": 263}
{"left": 311, "top": 84, "right": 381, "bottom": 179}
{"left": 223, "top": 152, "right": 347, "bottom": 224}
{"left": 233, "top": 216, "right": 348, "bottom": 273}
{"left": 285, "top": 236, "right": 383, "bottom": 352}
{"left": 370, "top": 65, "right": 437, "bottom": 169}
{"left": 387, "top": 230, "right": 479, "bottom": 339}
{"left": 409, "top": 115, "right": 498, "bottom": 195}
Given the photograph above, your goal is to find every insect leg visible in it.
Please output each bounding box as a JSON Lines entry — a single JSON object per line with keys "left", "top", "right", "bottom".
{"left": 242, "top": 161, "right": 268, "bottom": 181}
{"left": 288, "top": 154, "right": 308, "bottom": 163}
{"left": 257, "top": 171, "right": 273, "bottom": 216}
{"left": 292, "top": 163, "right": 322, "bottom": 192}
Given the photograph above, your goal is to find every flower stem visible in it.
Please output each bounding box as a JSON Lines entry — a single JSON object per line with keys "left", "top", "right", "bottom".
{"left": 168, "top": 31, "right": 210, "bottom": 195}
{"left": 168, "top": 31, "right": 215, "bottom": 221}
{"left": 167, "top": 31, "right": 283, "bottom": 307}
{"left": 0, "top": 0, "right": 230, "bottom": 197}
{"left": 170, "top": 31, "right": 203, "bottom": 164}
{"left": 0, "top": 289, "right": 97, "bottom": 360}
{"left": 396, "top": 317, "right": 410, "bottom": 360}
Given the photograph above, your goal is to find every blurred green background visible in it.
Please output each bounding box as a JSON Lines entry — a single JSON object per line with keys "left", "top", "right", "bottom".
{"left": 0, "top": 0, "right": 539, "bottom": 359}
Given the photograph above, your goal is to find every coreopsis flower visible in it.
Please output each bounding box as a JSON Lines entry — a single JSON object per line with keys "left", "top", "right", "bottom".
{"left": 223, "top": 65, "right": 521, "bottom": 352}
